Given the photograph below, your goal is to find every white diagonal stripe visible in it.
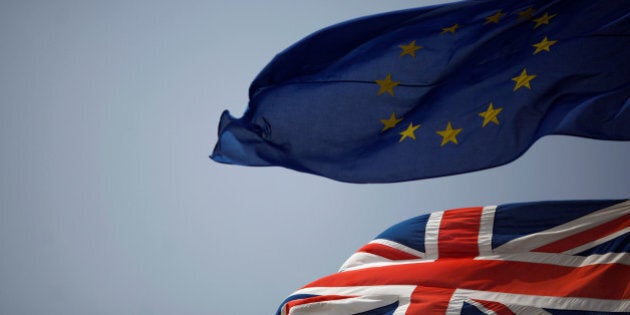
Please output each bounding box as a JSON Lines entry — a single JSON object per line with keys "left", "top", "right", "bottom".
{"left": 494, "top": 200, "right": 630, "bottom": 254}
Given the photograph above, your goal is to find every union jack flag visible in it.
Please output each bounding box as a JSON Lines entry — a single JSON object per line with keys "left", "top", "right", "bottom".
{"left": 277, "top": 200, "right": 630, "bottom": 314}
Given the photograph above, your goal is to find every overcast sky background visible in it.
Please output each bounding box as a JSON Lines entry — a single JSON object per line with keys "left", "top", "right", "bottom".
{"left": 1, "top": 1, "right": 629, "bottom": 314}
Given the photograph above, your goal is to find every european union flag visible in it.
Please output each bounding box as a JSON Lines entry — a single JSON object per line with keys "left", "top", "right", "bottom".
{"left": 211, "top": 0, "right": 630, "bottom": 183}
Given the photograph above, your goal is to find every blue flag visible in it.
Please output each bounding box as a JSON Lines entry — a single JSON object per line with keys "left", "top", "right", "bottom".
{"left": 211, "top": 0, "right": 630, "bottom": 183}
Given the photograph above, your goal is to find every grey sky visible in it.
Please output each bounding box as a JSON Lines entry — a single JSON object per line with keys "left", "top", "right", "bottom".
{"left": 1, "top": 1, "right": 628, "bottom": 314}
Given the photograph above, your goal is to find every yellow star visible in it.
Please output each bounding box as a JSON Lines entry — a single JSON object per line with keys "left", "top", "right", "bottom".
{"left": 512, "top": 68, "right": 537, "bottom": 91}
{"left": 380, "top": 112, "right": 403, "bottom": 132}
{"left": 399, "top": 122, "right": 420, "bottom": 142}
{"left": 532, "top": 36, "right": 557, "bottom": 54}
{"left": 436, "top": 122, "right": 463, "bottom": 146}
{"left": 441, "top": 24, "right": 459, "bottom": 34}
{"left": 533, "top": 12, "right": 556, "bottom": 29}
{"left": 485, "top": 10, "right": 505, "bottom": 24}
{"left": 518, "top": 7, "right": 536, "bottom": 20}
{"left": 399, "top": 40, "right": 423, "bottom": 58}
{"left": 479, "top": 103, "right": 503, "bottom": 127}
{"left": 375, "top": 74, "right": 400, "bottom": 96}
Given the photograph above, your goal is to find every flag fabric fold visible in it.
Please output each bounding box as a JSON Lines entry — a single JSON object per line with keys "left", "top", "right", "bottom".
{"left": 276, "top": 199, "right": 630, "bottom": 314}
{"left": 211, "top": 0, "right": 630, "bottom": 183}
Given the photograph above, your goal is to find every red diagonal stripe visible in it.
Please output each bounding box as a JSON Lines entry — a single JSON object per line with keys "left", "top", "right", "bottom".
{"left": 534, "top": 213, "right": 630, "bottom": 253}
{"left": 439, "top": 207, "right": 483, "bottom": 258}
{"left": 473, "top": 299, "right": 516, "bottom": 315}
{"left": 358, "top": 243, "right": 420, "bottom": 260}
